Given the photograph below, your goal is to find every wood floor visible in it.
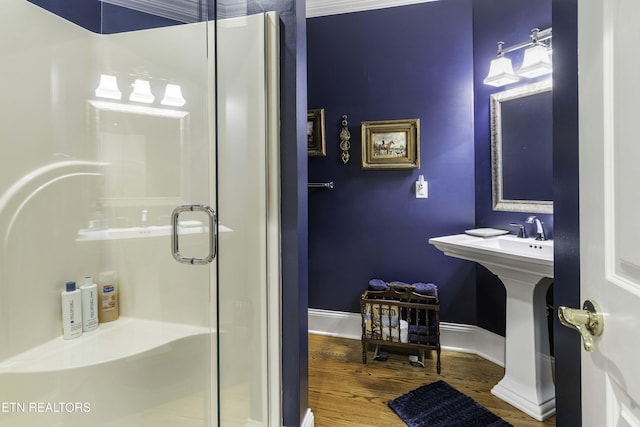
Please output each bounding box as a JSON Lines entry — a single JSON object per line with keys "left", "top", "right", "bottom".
{"left": 308, "top": 334, "right": 556, "bottom": 427}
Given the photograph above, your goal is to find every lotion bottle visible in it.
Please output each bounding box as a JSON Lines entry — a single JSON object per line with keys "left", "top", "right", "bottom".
{"left": 98, "top": 270, "right": 119, "bottom": 323}
{"left": 61, "top": 281, "right": 83, "bottom": 339}
{"left": 79, "top": 276, "right": 99, "bottom": 332}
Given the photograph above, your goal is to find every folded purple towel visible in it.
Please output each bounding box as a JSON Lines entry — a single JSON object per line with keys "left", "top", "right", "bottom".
{"left": 409, "top": 325, "right": 437, "bottom": 334}
{"left": 411, "top": 282, "right": 437, "bottom": 296}
{"left": 368, "top": 280, "right": 437, "bottom": 295}
{"left": 409, "top": 333, "right": 438, "bottom": 345}
{"left": 368, "top": 278, "right": 390, "bottom": 291}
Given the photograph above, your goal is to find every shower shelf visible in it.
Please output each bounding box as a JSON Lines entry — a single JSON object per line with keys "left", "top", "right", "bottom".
{"left": 0, "top": 317, "right": 211, "bottom": 374}
{"left": 76, "top": 223, "right": 232, "bottom": 241}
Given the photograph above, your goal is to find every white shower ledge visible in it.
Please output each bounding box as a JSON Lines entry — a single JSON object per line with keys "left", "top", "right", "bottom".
{"left": 76, "top": 223, "right": 232, "bottom": 241}
{"left": 0, "top": 317, "right": 211, "bottom": 374}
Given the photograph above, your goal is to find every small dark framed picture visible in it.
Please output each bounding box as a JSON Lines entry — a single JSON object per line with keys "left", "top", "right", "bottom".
{"left": 361, "top": 118, "right": 420, "bottom": 169}
{"left": 307, "top": 109, "right": 326, "bottom": 157}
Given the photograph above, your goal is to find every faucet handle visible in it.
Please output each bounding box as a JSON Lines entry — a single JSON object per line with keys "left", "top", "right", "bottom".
{"left": 509, "top": 223, "right": 527, "bottom": 238}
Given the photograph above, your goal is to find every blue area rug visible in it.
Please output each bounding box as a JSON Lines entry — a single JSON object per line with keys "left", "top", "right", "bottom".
{"left": 388, "top": 380, "right": 513, "bottom": 427}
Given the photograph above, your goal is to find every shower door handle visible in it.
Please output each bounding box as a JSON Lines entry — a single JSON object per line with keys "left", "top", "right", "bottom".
{"left": 171, "top": 204, "right": 217, "bottom": 264}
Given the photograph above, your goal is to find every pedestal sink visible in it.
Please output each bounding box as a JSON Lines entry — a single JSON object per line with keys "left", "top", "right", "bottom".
{"left": 428, "top": 233, "right": 554, "bottom": 421}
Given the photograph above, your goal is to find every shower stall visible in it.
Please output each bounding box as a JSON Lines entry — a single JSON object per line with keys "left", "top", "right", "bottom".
{"left": 0, "top": 1, "right": 280, "bottom": 426}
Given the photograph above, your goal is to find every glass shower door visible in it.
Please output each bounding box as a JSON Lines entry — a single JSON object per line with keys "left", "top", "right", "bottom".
{"left": 88, "top": 20, "right": 217, "bottom": 427}
{"left": 216, "top": 9, "right": 280, "bottom": 427}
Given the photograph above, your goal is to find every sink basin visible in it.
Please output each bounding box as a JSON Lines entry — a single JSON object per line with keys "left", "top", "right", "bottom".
{"left": 473, "top": 235, "right": 553, "bottom": 259}
{"left": 429, "top": 234, "right": 553, "bottom": 279}
{"left": 429, "top": 233, "right": 555, "bottom": 421}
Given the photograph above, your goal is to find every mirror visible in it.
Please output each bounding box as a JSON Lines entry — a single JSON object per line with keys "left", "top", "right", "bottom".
{"left": 490, "top": 79, "right": 553, "bottom": 214}
{"left": 88, "top": 100, "right": 189, "bottom": 207}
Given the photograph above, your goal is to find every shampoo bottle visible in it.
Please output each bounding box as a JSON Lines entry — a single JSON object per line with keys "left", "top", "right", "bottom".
{"left": 61, "top": 281, "right": 83, "bottom": 339}
{"left": 79, "top": 276, "right": 99, "bottom": 332}
{"left": 98, "top": 270, "right": 119, "bottom": 323}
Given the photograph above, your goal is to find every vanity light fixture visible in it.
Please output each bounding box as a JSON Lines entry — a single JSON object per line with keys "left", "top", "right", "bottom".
{"left": 161, "top": 84, "right": 186, "bottom": 107}
{"left": 483, "top": 42, "right": 519, "bottom": 87}
{"left": 129, "top": 79, "right": 155, "bottom": 103}
{"left": 518, "top": 46, "right": 552, "bottom": 78}
{"left": 484, "top": 27, "right": 552, "bottom": 87}
{"left": 94, "top": 74, "right": 122, "bottom": 100}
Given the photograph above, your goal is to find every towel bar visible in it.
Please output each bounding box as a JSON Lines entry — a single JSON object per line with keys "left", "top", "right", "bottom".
{"left": 308, "top": 181, "right": 334, "bottom": 189}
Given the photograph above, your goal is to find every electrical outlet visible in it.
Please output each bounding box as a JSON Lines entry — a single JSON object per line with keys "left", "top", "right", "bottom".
{"left": 415, "top": 179, "right": 428, "bottom": 199}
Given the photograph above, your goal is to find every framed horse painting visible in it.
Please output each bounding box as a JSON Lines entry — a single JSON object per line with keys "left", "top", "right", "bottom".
{"left": 361, "top": 118, "right": 420, "bottom": 170}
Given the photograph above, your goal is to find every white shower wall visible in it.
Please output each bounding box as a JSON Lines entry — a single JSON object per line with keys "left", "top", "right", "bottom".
{"left": 0, "top": 2, "right": 279, "bottom": 426}
{"left": 0, "top": 0, "right": 211, "bottom": 361}
{"left": 0, "top": 0, "right": 101, "bottom": 361}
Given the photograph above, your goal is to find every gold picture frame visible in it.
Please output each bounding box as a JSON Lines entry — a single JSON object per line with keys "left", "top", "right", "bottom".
{"left": 307, "top": 109, "right": 326, "bottom": 157}
{"left": 361, "top": 119, "right": 420, "bottom": 169}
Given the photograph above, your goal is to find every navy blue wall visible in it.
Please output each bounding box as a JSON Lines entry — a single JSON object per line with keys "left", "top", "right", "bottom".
{"left": 26, "top": 0, "right": 101, "bottom": 32}
{"left": 307, "top": 0, "right": 554, "bottom": 334}
{"left": 552, "top": 0, "right": 581, "bottom": 424}
{"left": 307, "top": 0, "right": 477, "bottom": 325}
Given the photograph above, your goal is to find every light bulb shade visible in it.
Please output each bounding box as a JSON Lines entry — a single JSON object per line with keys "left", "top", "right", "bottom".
{"left": 483, "top": 56, "right": 519, "bottom": 87}
{"left": 517, "top": 45, "right": 552, "bottom": 78}
{"left": 95, "top": 74, "right": 122, "bottom": 100}
{"left": 161, "top": 84, "right": 186, "bottom": 107}
{"left": 129, "top": 79, "right": 155, "bottom": 103}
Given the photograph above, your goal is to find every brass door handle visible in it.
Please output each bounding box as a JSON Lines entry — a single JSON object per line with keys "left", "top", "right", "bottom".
{"left": 557, "top": 299, "right": 604, "bottom": 352}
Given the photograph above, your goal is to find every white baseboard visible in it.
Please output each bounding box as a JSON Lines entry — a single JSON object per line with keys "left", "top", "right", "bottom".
{"left": 308, "top": 308, "right": 505, "bottom": 367}
{"left": 299, "top": 408, "right": 314, "bottom": 427}
{"left": 308, "top": 308, "right": 362, "bottom": 340}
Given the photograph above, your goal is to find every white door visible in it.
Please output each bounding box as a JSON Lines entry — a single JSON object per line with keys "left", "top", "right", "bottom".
{"left": 575, "top": 0, "right": 640, "bottom": 425}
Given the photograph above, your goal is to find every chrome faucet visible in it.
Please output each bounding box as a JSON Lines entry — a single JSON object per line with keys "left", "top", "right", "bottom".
{"left": 509, "top": 222, "right": 527, "bottom": 238}
{"left": 526, "top": 216, "right": 546, "bottom": 240}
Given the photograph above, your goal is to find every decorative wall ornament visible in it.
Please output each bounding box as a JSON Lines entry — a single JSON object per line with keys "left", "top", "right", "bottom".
{"left": 339, "top": 115, "right": 351, "bottom": 164}
{"left": 361, "top": 118, "right": 420, "bottom": 170}
{"left": 307, "top": 109, "right": 326, "bottom": 156}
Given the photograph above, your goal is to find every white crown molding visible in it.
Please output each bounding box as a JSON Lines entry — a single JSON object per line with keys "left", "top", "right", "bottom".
{"left": 99, "top": 0, "right": 208, "bottom": 23}
{"left": 98, "top": 0, "right": 257, "bottom": 26}
{"left": 306, "top": 0, "right": 440, "bottom": 18}
{"left": 102, "top": 0, "right": 439, "bottom": 21}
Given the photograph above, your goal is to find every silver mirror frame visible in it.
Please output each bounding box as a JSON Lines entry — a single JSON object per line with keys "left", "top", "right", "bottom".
{"left": 490, "top": 79, "right": 553, "bottom": 214}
